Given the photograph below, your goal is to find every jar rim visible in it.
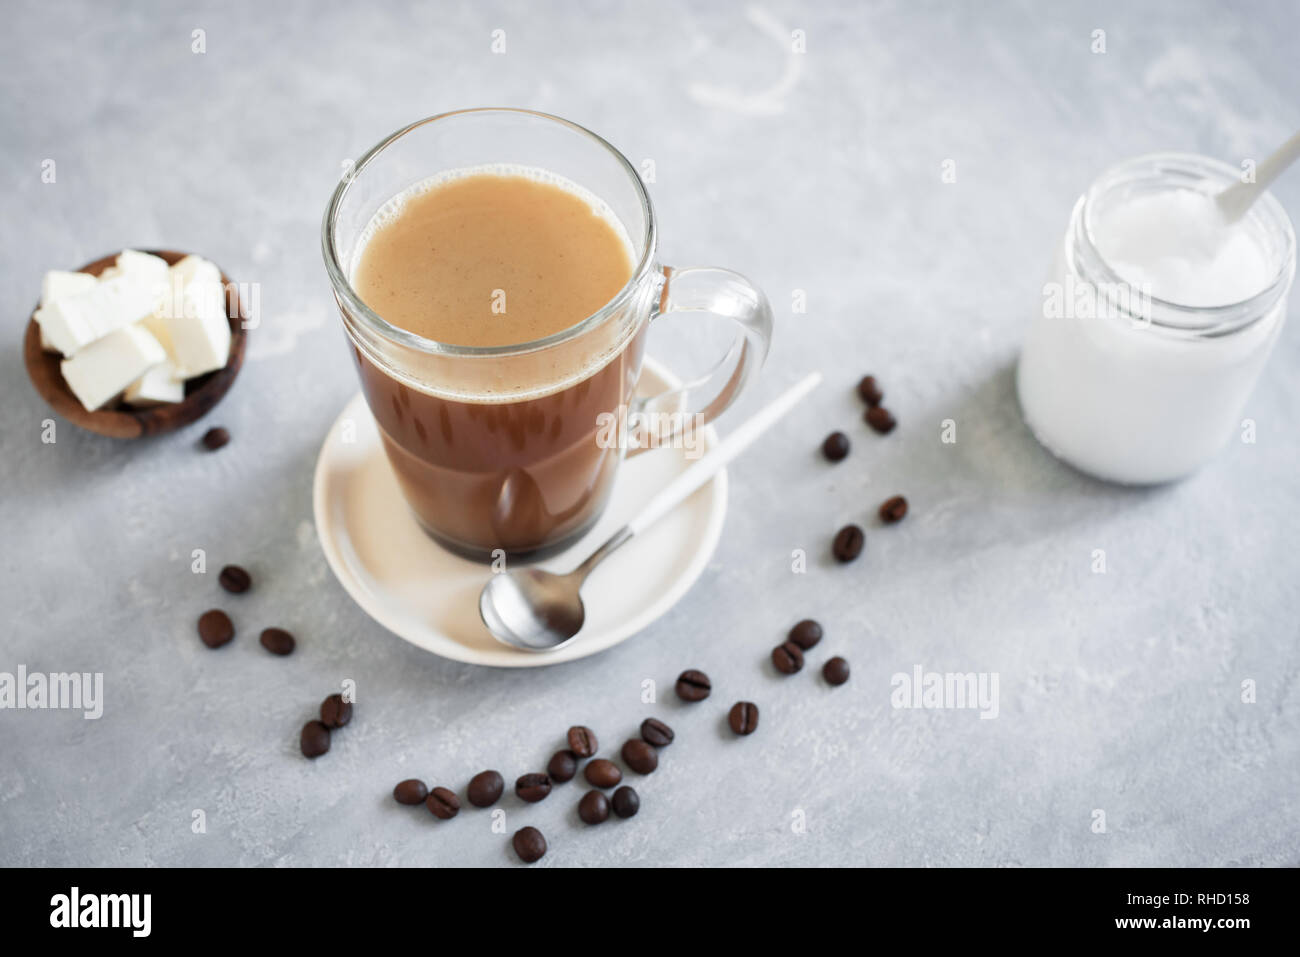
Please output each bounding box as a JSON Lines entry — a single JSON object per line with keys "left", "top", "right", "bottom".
{"left": 1074, "top": 151, "right": 1296, "bottom": 337}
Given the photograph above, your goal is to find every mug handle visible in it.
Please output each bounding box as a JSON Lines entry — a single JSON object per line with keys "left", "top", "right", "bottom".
{"left": 627, "top": 264, "right": 774, "bottom": 456}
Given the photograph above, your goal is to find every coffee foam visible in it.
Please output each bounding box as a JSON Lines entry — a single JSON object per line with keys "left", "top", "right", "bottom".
{"left": 349, "top": 164, "right": 642, "bottom": 403}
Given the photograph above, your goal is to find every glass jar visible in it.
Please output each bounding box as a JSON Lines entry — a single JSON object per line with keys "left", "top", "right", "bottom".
{"left": 1016, "top": 152, "right": 1295, "bottom": 484}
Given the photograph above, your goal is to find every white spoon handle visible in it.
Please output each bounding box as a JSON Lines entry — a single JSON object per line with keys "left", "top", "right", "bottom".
{"left": 1216, "top": 129, "right": 1300, "bottom": 222}
{"left": 628, "top": 371, "right": 822, "bottom": 536}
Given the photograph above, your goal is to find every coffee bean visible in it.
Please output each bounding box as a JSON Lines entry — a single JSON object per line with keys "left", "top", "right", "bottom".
{"left": 640, "top": 717, "right": 674, "bottom": 748}
{"left": 583, "top": 758, "right": 622, "bottom": 789}
{"left": 675, "top": 669, "right": 711, "bottom": 702}
{"left": 467, "top": 770, "right": 504, "bottom": 807}
{"left": 300, "top": 720, "right": 330, "bottom": 758}
{"left": 832, "top": 524, "right": 865, "bottom": 562}
{"left": 202, "top": 426, "right": 230, "bottom": 450}
{"left": 857, "top": 375, "right": 883, "bottom": 406}
{"left": 218, "top": 564, "right": 251, "bottom": 594}
{"left": 515, "top": 773, "right": 552, "bottom": 803}
{"left": 197, "top": 609, "right": 234, "bottom": 648}
{"left": 393, "top": 779, "right": 428, "bottom": 805}
{"left": 772, "top": 641, "right": 804, "bottom": 675}
{"left": 320, "top": 693, "right": 352, "bottom": 729}
{"left": 259, "top": 627, "right": 295, "bottom": 656}
{"left": 822, "top": 431, "right": 850, "bottom": 462}
{"left": 823, "top": 656, "right": 851, "bottom": 686}
{"left": 621, "top": 738, "right": 658, "bottom": 775}
{"left": 728, "top": 701, "right": 759, "bottom": 736}
{"left": 787, "top": 619, "right": 823, "bottom": 650}
{"left": 513, "top": 826, "right": 547, "bottom": 864}
{"left": 547, "top": 750, "right": 578, "bottom": 783}
{"left": 865, "top": 405, "right": 896, "bottom": 434}
{"left": 426, "top": 786, "right": 460, "bottom": 820}
{"left": 567, "top": 725, "right": 598, "bottom": 758}
{"left": 578, "top": 789, "right": 610, "bottom": 825}
{"left": 879, "top": 495, "right": 908, "bottom": 524}
{"left": 611, "top": 786, "right": 640, "bottom": 819}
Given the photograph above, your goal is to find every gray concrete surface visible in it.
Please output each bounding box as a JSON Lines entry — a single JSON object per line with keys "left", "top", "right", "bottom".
{"left": 2, "top": 0, "right": 1298, "bottom": 867}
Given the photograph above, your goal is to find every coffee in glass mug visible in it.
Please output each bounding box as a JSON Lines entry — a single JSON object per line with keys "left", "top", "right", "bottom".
{"left": 323, "top": 109, "right": 772, "bottom": 560}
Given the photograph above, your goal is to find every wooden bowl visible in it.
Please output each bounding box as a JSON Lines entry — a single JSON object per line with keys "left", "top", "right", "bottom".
{"left": 23, "top": 249, "right": 247, "bottom": 439}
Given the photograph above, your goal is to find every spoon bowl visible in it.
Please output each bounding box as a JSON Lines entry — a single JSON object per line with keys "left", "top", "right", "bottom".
{"left": 479, "top": 567, "right": 586, "bottom": 651}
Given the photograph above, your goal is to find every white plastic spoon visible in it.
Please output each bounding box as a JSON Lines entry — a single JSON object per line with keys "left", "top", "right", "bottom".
{"left": 1216, "top": 129, "right": 1300, "bottom": 223}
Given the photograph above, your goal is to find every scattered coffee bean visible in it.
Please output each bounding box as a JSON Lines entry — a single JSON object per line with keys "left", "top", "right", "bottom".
{"left": 197, "top": 609, "right": 234, "bottom": 648}
{"left": 467, "top": 770, "right": 504, "bottom": 808}
{"left": 516, "top": 773, "right": 552, "bottom": 803}
{"left": 320, "top": 693, "right": 352, "bottom": 729}
{"left": 426, "top": 786, "right": 460, "bottom": 820}
{"left": 612, "top": 786, "right": 640, "bottom": 819}
{"left": 547, "top": 750, "right": 578, "bottom": 783}
{"left": 202, "top": 426, "right": 230, "bottom": 450}
{"left": 217, "top": 564, "right": 251, "bottom": 594}
{"left": 259, "top": 627, "right": 295, "bottom": 656}
{"left": 621, "top": 738, "right": 658, "bottom": 774}
{"left": 832, "top": 524, "right": 865, "bottom": 562}
{"left": 513, "top": 826, "right": 547, "bottom": 864}
{"left": 578, "top": 789, "right": 610, "bottom": 825}
{"left": 823, "top": 656, "right": 851, "bottom": 686}
{"left": 879, "top": 495, "right": 908, "bottom": 524}
{"left": 787, "top": 619, "right": 823, "bottom": 650}
{"left": 772, "top": 641, "right": 805, "bottom": 675}
{"left": 300, "top": 720, "right": 330, "bottom": 758}
{"left": 857, "top": 375, "right": 883, "bottom": 406}
{"left": 865, "top": 405, "right": 896, "bottom": 434}
{"left": 822, "top": 431, "right": 850, "bottom": 462}
{"left": 675, "top": 669, "right": 711, "bottom": 702}
{"left": 728, "top": 701, "right": 760, "bottom": 736}
{"left": 584, "top": 759, "right": 622, "bottom": 789}
{"left": 567, "top": 725, "right": 598, "bottom": 758}
{"left": 393, "top": 779, "right": 428, "bottom": 805}
{"left": 640, "top": 717, "right": 674, "bottom": 748}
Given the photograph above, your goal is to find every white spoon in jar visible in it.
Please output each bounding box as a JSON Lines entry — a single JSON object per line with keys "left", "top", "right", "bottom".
{"left": 1215, "top": 129, "right": 1300, "bottom": 223}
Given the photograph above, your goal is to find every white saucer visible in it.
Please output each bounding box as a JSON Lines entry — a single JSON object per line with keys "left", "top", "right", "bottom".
{"left": 312, "top": 359, "right": 727, "bottom": 667}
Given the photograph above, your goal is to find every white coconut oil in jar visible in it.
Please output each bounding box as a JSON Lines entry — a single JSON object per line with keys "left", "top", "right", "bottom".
{"left": 1016, "top": 152, "right": 1295, "bottom": 484}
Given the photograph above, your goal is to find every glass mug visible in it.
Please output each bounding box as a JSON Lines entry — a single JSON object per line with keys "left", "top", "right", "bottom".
{"left": 323, "top": 109, "right": 773, "bottom": 560}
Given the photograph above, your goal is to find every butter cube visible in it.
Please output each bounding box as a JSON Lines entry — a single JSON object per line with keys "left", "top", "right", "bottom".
{"left": 170, "top": 254, "right": 222, "bottom": 290}
{"left": 36, "top": 273, "right": 158, "bottom": 357}
{"left": 115, "top": 250, "right": 171, "bottom": 308}
{"left": 36, "top": 307, "right": 56, "bottom": 351}
{"left": 115, "top": 249, "right": 170, "bottom": 283}
{"left": 98, "top": 271, "right": 161, "bottom": 325}
{"left": 41, "top": 269, "right": 96, "bottom": 307}
{"left": 162, "top": 256, "right": 230, "bottom": 377}
{"left": 60, "top": 325, "right": 167, "bottom": 411}
{"left": 139, "top": 312, "right": 174, "bottom": 353}
{"left": 36, "top": 288, "right": 104, "bottom": 356}
{"left": 34, "top": 270, "right": 98, "bottom": 354}
{"left": 124, "top": 358, "right": 185, "bottom": 406}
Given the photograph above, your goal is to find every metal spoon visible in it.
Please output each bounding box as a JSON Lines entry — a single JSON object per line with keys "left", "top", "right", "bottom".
{"left": 479, "top": 371, "right": 822, "bottom": 652}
